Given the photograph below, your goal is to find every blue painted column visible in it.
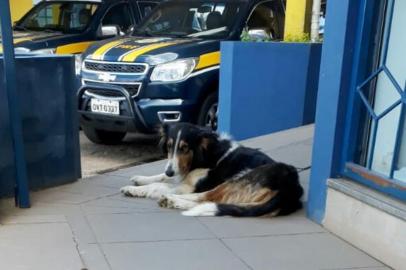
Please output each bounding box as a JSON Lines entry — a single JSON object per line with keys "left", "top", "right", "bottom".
{"left": 0, "top": 1, "right": 30, "bottom": 207}
{"left": 307, "top": 0, "right": 361, "bottom": 223}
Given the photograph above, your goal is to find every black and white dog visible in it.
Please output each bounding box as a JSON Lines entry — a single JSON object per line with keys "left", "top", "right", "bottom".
{"left": 120, "top": 123, "right": 303, "bottom": 217}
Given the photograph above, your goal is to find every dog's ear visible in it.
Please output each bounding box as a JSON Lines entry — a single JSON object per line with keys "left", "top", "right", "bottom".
{"left": 198, "top": 129, "right": 218, "bottom": 152}
{"left": 158, "top": 123, "right": 169, "bottom": 154}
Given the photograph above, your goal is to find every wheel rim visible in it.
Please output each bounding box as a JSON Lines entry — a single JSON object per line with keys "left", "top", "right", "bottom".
{"left": 205, "top": 103, "right": 218, "bottom": 130}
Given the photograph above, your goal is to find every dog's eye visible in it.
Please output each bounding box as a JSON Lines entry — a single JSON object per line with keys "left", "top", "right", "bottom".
{"left": 179, "top": 145, "right": 189, "bottom": 153}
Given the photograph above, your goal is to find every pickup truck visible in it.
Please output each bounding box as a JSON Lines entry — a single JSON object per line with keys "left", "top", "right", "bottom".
{"left": 78, "top": 0, "right": 285, "bottom": 144}
{"left": 2, "top": 0, "right": 160, "bottom": 73}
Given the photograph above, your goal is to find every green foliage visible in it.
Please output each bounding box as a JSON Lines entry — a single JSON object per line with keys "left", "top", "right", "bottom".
{"left": 240, "top": 28, "right": 272, "bottom": 42}
{"left": 284, "top": 33, "right": 311, "bottom": 43}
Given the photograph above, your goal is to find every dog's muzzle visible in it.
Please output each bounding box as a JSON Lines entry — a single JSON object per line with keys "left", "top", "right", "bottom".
{"left": 165, "top": 166, "right": 175, "bottom": 177}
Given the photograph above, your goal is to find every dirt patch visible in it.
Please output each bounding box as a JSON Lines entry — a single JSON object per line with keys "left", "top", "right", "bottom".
{"left": 80, "top": 131, "right": 164, "bottom": 177}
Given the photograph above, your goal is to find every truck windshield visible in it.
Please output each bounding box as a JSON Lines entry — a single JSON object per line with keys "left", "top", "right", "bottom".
{"left": 134, "top": 1, "right": 244, "bottom": 39}
{"left": 15, "top": 2, "right": 99, "bottom": 33}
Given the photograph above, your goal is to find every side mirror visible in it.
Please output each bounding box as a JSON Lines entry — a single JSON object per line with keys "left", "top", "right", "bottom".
{"left": 98, "top": 25, "right": 120, "bottom": 38}
{"left": 247, "top": 29, "right": 272, "bottom": 41}
{"left": 126, "top": 24, "right": 135, "bottom": 34}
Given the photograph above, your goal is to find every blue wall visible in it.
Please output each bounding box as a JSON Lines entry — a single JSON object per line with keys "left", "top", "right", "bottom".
{"left": 218, "top": 42, "right": 321, "bottom": 140}
{"left": 0, "top": 55, "right": 81, "bottom": 197}
{"left": 307, "top": 0, "right": 362, "bottom": 223}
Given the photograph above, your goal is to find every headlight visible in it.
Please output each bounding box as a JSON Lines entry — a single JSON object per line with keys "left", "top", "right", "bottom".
{"left": 75, "top": 54, "right": 82, "bottom": 76}
{"left": 14, "top": 47, "right": 31, "bottom": 54}
{"left": 31, "top": 48, "right": 56, "bottom": 55}
{"left": 150, "top": 58, "right": 196, "bottom": 82}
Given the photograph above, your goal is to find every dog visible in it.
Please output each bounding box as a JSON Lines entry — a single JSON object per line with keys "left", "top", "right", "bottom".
{"left": 120, "top": 123, "right": 303, "bottom": 217}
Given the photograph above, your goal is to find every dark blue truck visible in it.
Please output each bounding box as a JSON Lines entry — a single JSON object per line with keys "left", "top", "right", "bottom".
{"left": 78, "top": 0, "right": 285, "bottom": 144}
{"left": 3, "top": 0, "right": 160, "bottom": 66}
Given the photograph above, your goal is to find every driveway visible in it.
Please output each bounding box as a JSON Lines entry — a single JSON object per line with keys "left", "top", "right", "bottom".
{"left": 80, "top": 131, "right": 163, "bottom": 178}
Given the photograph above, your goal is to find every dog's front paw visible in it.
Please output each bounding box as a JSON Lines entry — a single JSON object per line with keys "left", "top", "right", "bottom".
{"left": 130, "top": 175, "right": 145, "bottom": 186}
{"left": 158, "top": 196, "right": 169, "bottom": 208}
{"left": 120, "top": 186, "right": 146, "bottom": 198}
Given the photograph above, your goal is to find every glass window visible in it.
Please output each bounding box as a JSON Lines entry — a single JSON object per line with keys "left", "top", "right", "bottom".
{"left": 247, "top": 1, "right": 283, "bottom": 40}
{"left": 16, "top": 2, "right": 99, "bottom": 33}
{"left": 134, "top": 1, "right": 243, "bottom": 39}
{"left": 138, "top": 2, "right": 158, "bottom": 18}
{"left": 351, "top": 0, "right": 406, "bottom": 185}
{"left": 102, "top": 3, "right": 133, "bottom": 33}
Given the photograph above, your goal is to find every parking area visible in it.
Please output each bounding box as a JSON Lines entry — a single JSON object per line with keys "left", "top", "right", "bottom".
{"left": 80, "top": 131, "right": 163, "bottom": 178}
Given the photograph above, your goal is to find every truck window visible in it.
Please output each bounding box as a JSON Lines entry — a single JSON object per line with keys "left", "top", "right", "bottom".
{"left": 247, "top": 1, "right": 283, "bottom": 40}
{"left": 17, "top": 2, "right": 99, "bottom": 33}
{"left": 138, "top": 2, "right": 158, "bottom": 18}
{"left": 134, "top": 2, "right": 242, "bottom": 39}
{"left": 102, "top": 3, "right": 133, "bottom": 32}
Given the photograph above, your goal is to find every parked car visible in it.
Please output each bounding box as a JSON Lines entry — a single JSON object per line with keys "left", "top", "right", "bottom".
{"left": 78, "top": 0, "right": 285, "bottom": 144}
{"left": 3, "top": 0, "right": 161, "bottom": 72}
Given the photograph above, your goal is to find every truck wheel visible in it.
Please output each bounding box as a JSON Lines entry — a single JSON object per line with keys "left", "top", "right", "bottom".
{"left": 82, "top": 126, "right": 126, "bottom": 145}
{"left": 197, "top": 92, "right": 218, "bottom": 131}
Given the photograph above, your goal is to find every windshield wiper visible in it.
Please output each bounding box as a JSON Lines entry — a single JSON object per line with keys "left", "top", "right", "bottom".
{"left": 133, "top": 30, "right": 155, "bottom": 37}
{"left": 14, "top": 25, "right": 28, "bottom": 31}
{"left": 43, "top": 29, "right": 62, "bottom": 33}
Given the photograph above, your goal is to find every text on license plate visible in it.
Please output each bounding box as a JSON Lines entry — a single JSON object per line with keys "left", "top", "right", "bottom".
{"left": 90, "top": 99, "right": 120, "bottom": 115}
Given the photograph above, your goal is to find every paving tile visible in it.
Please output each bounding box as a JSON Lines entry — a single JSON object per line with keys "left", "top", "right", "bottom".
{"left": 0, "top": 200, "right": 81, "bottom": 217}
{"left": 242, "top": 125, "right": 314, "bottom": 151}
{"left": 102, "top": 239, "right": 250, "bottom": 270}
{"left": 82, "top": 195, "right": 160, "bottom": 210}
{"left": 1, "top": 214, "right": 66, "bottom": 224}
{"left": 264, "top": 138, "right": 313, "bottom": 168}
{"left": 82, "top": 174, "right": 130, "bottom": 189}
{"left": 30, "top": 182, "right": 118, "bottom": 205}
{"left": 199, "top": 210, "right": 324, "bottom": 238}
{"left": 299, "top": 169, "right": 310, "bottom": 201}
{"left": 87, "top": 212, "right": 215, "bottom": 243}
{"left": 106, "top": 160, "right": 167, "bottom": 178}
{"left": 321, "top": 267, "right": 391, "bottom": 270}
{"left": 66, "top": 214, "right": 97, "bottom": 244}
{"left": 78, "top": 243, "right": 111, "bottom": 270}
{"left": 223, "top": 233, "right": 384, "bottom": 270}
{"left": 0, "top": 223, "right": 83, "bottom": 270}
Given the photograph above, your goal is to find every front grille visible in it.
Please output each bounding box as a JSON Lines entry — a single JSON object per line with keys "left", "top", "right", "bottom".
{"left": 85, "top": 83, "right": 141, "bottom": 97}
{"left": 84, "top": 61, "right": 147, "bottom": 74}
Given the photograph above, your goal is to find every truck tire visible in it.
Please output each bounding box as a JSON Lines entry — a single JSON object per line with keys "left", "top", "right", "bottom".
{"left": 82, "top": 126, "right": 126, "bottom": 145}
{"left": 197, "top": 92, "right": 218, "bottom": 131}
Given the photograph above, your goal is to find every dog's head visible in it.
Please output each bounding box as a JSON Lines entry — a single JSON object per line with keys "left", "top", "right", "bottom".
{"left": 159, "top": 123, "right": 218, "bottom": 177}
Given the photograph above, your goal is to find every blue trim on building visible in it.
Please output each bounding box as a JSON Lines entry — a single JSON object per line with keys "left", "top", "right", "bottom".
{"left": 218, "top": 41, "right": 321, "bottom": 140}
{"left": 307, "top": 0, "right": 361, "bottom": 223}
{"left": 0, "top": 1, "right": 30, "bottom": 208}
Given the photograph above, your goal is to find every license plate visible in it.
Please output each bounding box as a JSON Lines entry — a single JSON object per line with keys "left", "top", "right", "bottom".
{"left": 90, "top": 99, "right": 120, "bottom": 115}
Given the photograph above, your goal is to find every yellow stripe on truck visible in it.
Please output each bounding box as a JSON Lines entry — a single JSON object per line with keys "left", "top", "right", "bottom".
{"left": 91, "top": 39, "right": 128, "bottom": 60}
{"left": 13, "top": 37, "right": 33, "bottom": 44}
{"left": 56, "top": 41, "right": 93, "bottom": 54}
{"left": 0, "top": 37, "right": 33, "bottom": 53}
{"left": 195, "top": 51, "right": 220, "bottom": 70}
{"left": 121, "top": 42, "right": 177, "bottom": 62}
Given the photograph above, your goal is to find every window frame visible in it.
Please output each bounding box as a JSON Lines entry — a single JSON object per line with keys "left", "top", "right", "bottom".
{"left": 341, "top": 0, "right": 406, "bottom": 201}
{"left": 99, "top": 1, "right": 135, "bottom": 33}
{"left": 136, "top": 1, "right": 159, "bottom": 20}
{"left": 244, "top": 0, "right": 285, "bottom": 40}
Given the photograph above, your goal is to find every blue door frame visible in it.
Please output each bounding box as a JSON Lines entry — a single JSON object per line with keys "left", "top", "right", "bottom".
{"left": 307, "top": 0, "right": 364, "bottom": 223}
{"left": 308, "top": 0, "right": 406, "bottom": 224}
{"left": 341, "top": 0, "right": 406, "bottom": 202}
{"left": 0, "top": 1, "right": 31, "bottom": 208}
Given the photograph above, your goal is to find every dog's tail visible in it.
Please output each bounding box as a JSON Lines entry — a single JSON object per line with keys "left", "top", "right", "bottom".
{"left": 182, "top": 193, "right": 302, "bottom": 217}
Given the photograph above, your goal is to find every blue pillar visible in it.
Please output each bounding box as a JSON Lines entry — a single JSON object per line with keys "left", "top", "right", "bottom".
{"left": 0, "top": 1, "right": 31, "bottom": 207}
{"left": 307, "top": 0, "right": 361, "bottom": 223}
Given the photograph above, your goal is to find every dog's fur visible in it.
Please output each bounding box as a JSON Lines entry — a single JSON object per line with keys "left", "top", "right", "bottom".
{"left": 120, "top": 123, "right": 303, "bottom": 217}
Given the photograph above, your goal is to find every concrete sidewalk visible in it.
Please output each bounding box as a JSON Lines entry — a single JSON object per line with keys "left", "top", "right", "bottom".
{"left": 0, "top": 125, "right": 389, "bottom": 270}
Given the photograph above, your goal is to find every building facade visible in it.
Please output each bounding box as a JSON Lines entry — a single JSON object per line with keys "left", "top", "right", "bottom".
{"left": 308, "top": 0, "right": 406, "bottom": 268}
